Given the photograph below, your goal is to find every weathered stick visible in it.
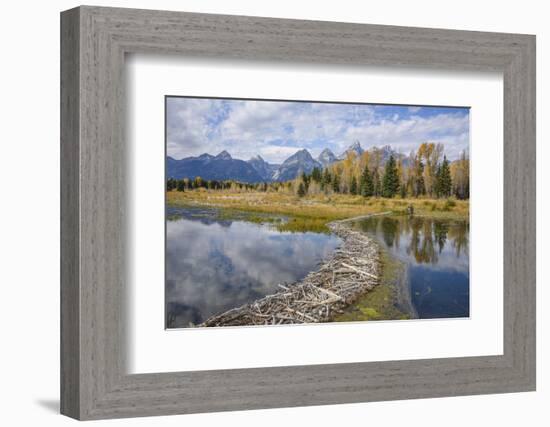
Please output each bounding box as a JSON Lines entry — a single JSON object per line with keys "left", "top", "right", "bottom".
{"left": 200, "top": 213, "right": 383, "bottom": 327}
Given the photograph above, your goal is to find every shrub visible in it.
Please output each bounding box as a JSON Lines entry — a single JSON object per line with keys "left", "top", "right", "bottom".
{"left": 442, "top": 199, "right": 456, "bottom": 211}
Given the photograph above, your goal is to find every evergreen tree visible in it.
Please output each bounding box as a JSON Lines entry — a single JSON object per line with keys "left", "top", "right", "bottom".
{"left": 382, "top": 155, "right": 400, "bottom": 198}
{"left": 301, "top": 171, "right": 310, "bottom": 192}
{"left": 435, "top": 155, "right": 452, "bottom": 198}
{"left": 332, "top": 173, "right": 341, "bottom": 193}
{"left": 359, "top": 166, "right": 374, "bottom": 197}
{"left": 166, "top": 178, "right": 176, "bottom": 191}
{"left": 311, "top": 167, "right": 322, "bottom": 183}
{"left": 297, "top": 182, "right": 306, "bottom": 197}
{"left": 321, "top": 169, "right": 331, "bottom": 192}
{"left": 176, "top": 179, "right": 185, "bottom": 192}
{"left": 350, "top": 175, "right": 358, "bottom": 195}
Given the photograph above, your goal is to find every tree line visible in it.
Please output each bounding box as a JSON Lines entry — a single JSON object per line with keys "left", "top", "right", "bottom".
{"left": 315, "top": 142, "right": 469, "bottom": 199}
{"left": 167, "top": 142, "right": 469, "bottom": 200}
{"left": 166, "top": 176, "right": 274, "bottom": 192}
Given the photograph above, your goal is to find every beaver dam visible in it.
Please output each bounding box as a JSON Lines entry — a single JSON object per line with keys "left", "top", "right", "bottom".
{"left": 200, "top": 213, "right": 389, "bottom": 327}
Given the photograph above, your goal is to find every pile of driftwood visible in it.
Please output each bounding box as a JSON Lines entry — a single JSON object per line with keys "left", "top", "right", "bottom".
{"left": 200, "top": 214, "right": 385, "bottom": 327}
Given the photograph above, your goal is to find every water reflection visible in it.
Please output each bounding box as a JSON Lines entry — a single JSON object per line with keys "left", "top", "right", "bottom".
{"left": 166, "top": 207, "right": 341, "bottom": 328}
{"left": 354, "top": 215, "right": 469, "bottom": 319}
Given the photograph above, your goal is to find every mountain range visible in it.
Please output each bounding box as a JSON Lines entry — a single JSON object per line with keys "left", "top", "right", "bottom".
{"left": 166, "top": 142, "right": 403, "bottom": 183}
{"left": 167, "top": 151, "right": 264, "bottom": 183}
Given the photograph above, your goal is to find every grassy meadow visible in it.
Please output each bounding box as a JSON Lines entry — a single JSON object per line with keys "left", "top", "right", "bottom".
{"left": 167, "top": 189, "right": 469, "bottom": 233}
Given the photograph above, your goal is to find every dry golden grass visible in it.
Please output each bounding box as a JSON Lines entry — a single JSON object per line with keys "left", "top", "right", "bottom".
{"left": 166, "top": 189, "right": 469, "bottom": 225}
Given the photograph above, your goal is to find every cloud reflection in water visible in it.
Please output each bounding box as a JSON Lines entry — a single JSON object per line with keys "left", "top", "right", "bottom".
{"left": 166, "top": 216, "right": 341, "bottom": 328}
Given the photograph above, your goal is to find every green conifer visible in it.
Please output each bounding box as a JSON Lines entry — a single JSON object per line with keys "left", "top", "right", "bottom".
{"left": 359, "top": 165, "right": 374, "bottom": 197}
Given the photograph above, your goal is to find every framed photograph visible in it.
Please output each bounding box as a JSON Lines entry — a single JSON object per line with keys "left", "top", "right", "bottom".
{"left": 164, "top": 96, "right": 471, "bottom": 329}
{"left": 61, "top": 6, "right": 536, "bottom": 420}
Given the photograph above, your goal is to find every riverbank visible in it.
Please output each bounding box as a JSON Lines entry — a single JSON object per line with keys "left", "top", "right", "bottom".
{"left": 334, "top": 249, "right": 411, "bottom": 322}
{"left": 167, "top": 190, "right": 469, "bottom": 233}
{"left": 200, "top": 214, "right": 384, "bottom": 327}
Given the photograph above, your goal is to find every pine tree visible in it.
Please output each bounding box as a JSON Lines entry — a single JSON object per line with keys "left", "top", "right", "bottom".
{"left": 381, "top": 155, "right": 400, "bottom": 198}
{"left": 311, "top": 167, "right": 322, "bottom": 183}
{"left": 359, "top": 165, "right": 374, "bottom": 197}
{"left": 176, "top": 180, "right": 185, "bottom": 192}
{"left": 350, "top": 176, "right": 358, "bottom": 195}
{"left": 435, "top": 155, "right": 452, "bottom": 198}
{"left": 300, "top": 172, "right": 310, "bottom": 192}
{"left": 166, "top": 178, "right": 176, "bottom": 191}
{"left": 332, "top": 173, "right": 341, "bottom": 193}
{"left": 321, "top": 168, "right": 331, "bottom": 192}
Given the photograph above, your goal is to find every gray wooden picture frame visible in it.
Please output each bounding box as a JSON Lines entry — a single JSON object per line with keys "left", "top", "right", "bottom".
{"left": 60, "top": 5, "right": 536, "bottom": 421}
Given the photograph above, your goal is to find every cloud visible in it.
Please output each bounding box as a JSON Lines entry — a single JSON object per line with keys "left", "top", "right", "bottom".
{"left": 166, "top": 98, "right": 222, "bottom": 159}
{"left": 344, "top": 113, "right": 470, "bottom": 156}
{"left": 166, "top": 98, "right": 469, "bottom": 162}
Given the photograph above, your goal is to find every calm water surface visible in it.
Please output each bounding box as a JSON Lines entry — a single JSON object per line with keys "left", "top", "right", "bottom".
{"left": 353, "top": 215, "right": 469, "bottom": 319}
{"left": 166, "top": 207, "right": 341, "bottom": 328}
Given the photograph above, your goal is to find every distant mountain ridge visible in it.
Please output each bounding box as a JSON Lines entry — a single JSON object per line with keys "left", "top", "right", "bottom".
{"left": 166, "top": 151, "right": 263, "bottom": 183}
{"left": 271, "top": 149, "right": 322, "bottom": 182}
{"left": 167, "top": 142, "right": 408, "bottom": 183}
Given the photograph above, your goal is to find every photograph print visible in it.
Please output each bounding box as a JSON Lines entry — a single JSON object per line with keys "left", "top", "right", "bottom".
{"left": 165, "top": 96, "right": 470, "bottom": 329}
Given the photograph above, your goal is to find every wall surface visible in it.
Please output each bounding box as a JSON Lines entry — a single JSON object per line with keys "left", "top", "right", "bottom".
{"left": 0, "top": 0, "right": 547, "bottom": 425}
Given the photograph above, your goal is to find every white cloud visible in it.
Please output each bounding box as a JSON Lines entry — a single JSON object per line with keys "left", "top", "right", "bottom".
{"left": 166, "top": 98, "right": 469, "bottom": 163}
{"left": 344, "top": 113, "right": 469, "bottom": 156}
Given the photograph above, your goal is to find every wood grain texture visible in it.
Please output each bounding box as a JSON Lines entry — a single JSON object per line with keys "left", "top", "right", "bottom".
{"left": 60, "top": 7, "right": 80, "bottom": 419}
{"left": 60, "top": 5, "right": 536, "bottom": 420}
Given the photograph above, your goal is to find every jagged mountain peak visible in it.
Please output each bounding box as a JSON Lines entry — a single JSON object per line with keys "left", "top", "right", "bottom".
{"left": 215, "top": 150, "right": 232, "bottom": 160}
{"left": 272, "top": 149, "right": 321, "bottom": 182}
{"left": 247, "top": 154, "right": 278, "bottom": 181}
{"left": 317, "top": 148, "right": 337, "bottom": 167}
{"left": 288, "top": 148, "right": 314, "bottom": 160}
{"left": 249, "top": 154, "right": 266, "bottom": 162}
{"left": 339, "top": 141, "right": 364, "bottom": 159}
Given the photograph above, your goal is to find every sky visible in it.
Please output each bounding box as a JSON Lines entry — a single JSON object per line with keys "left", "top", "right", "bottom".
{"left": 166, "top": 97, "right": 470, "bottom": 164}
